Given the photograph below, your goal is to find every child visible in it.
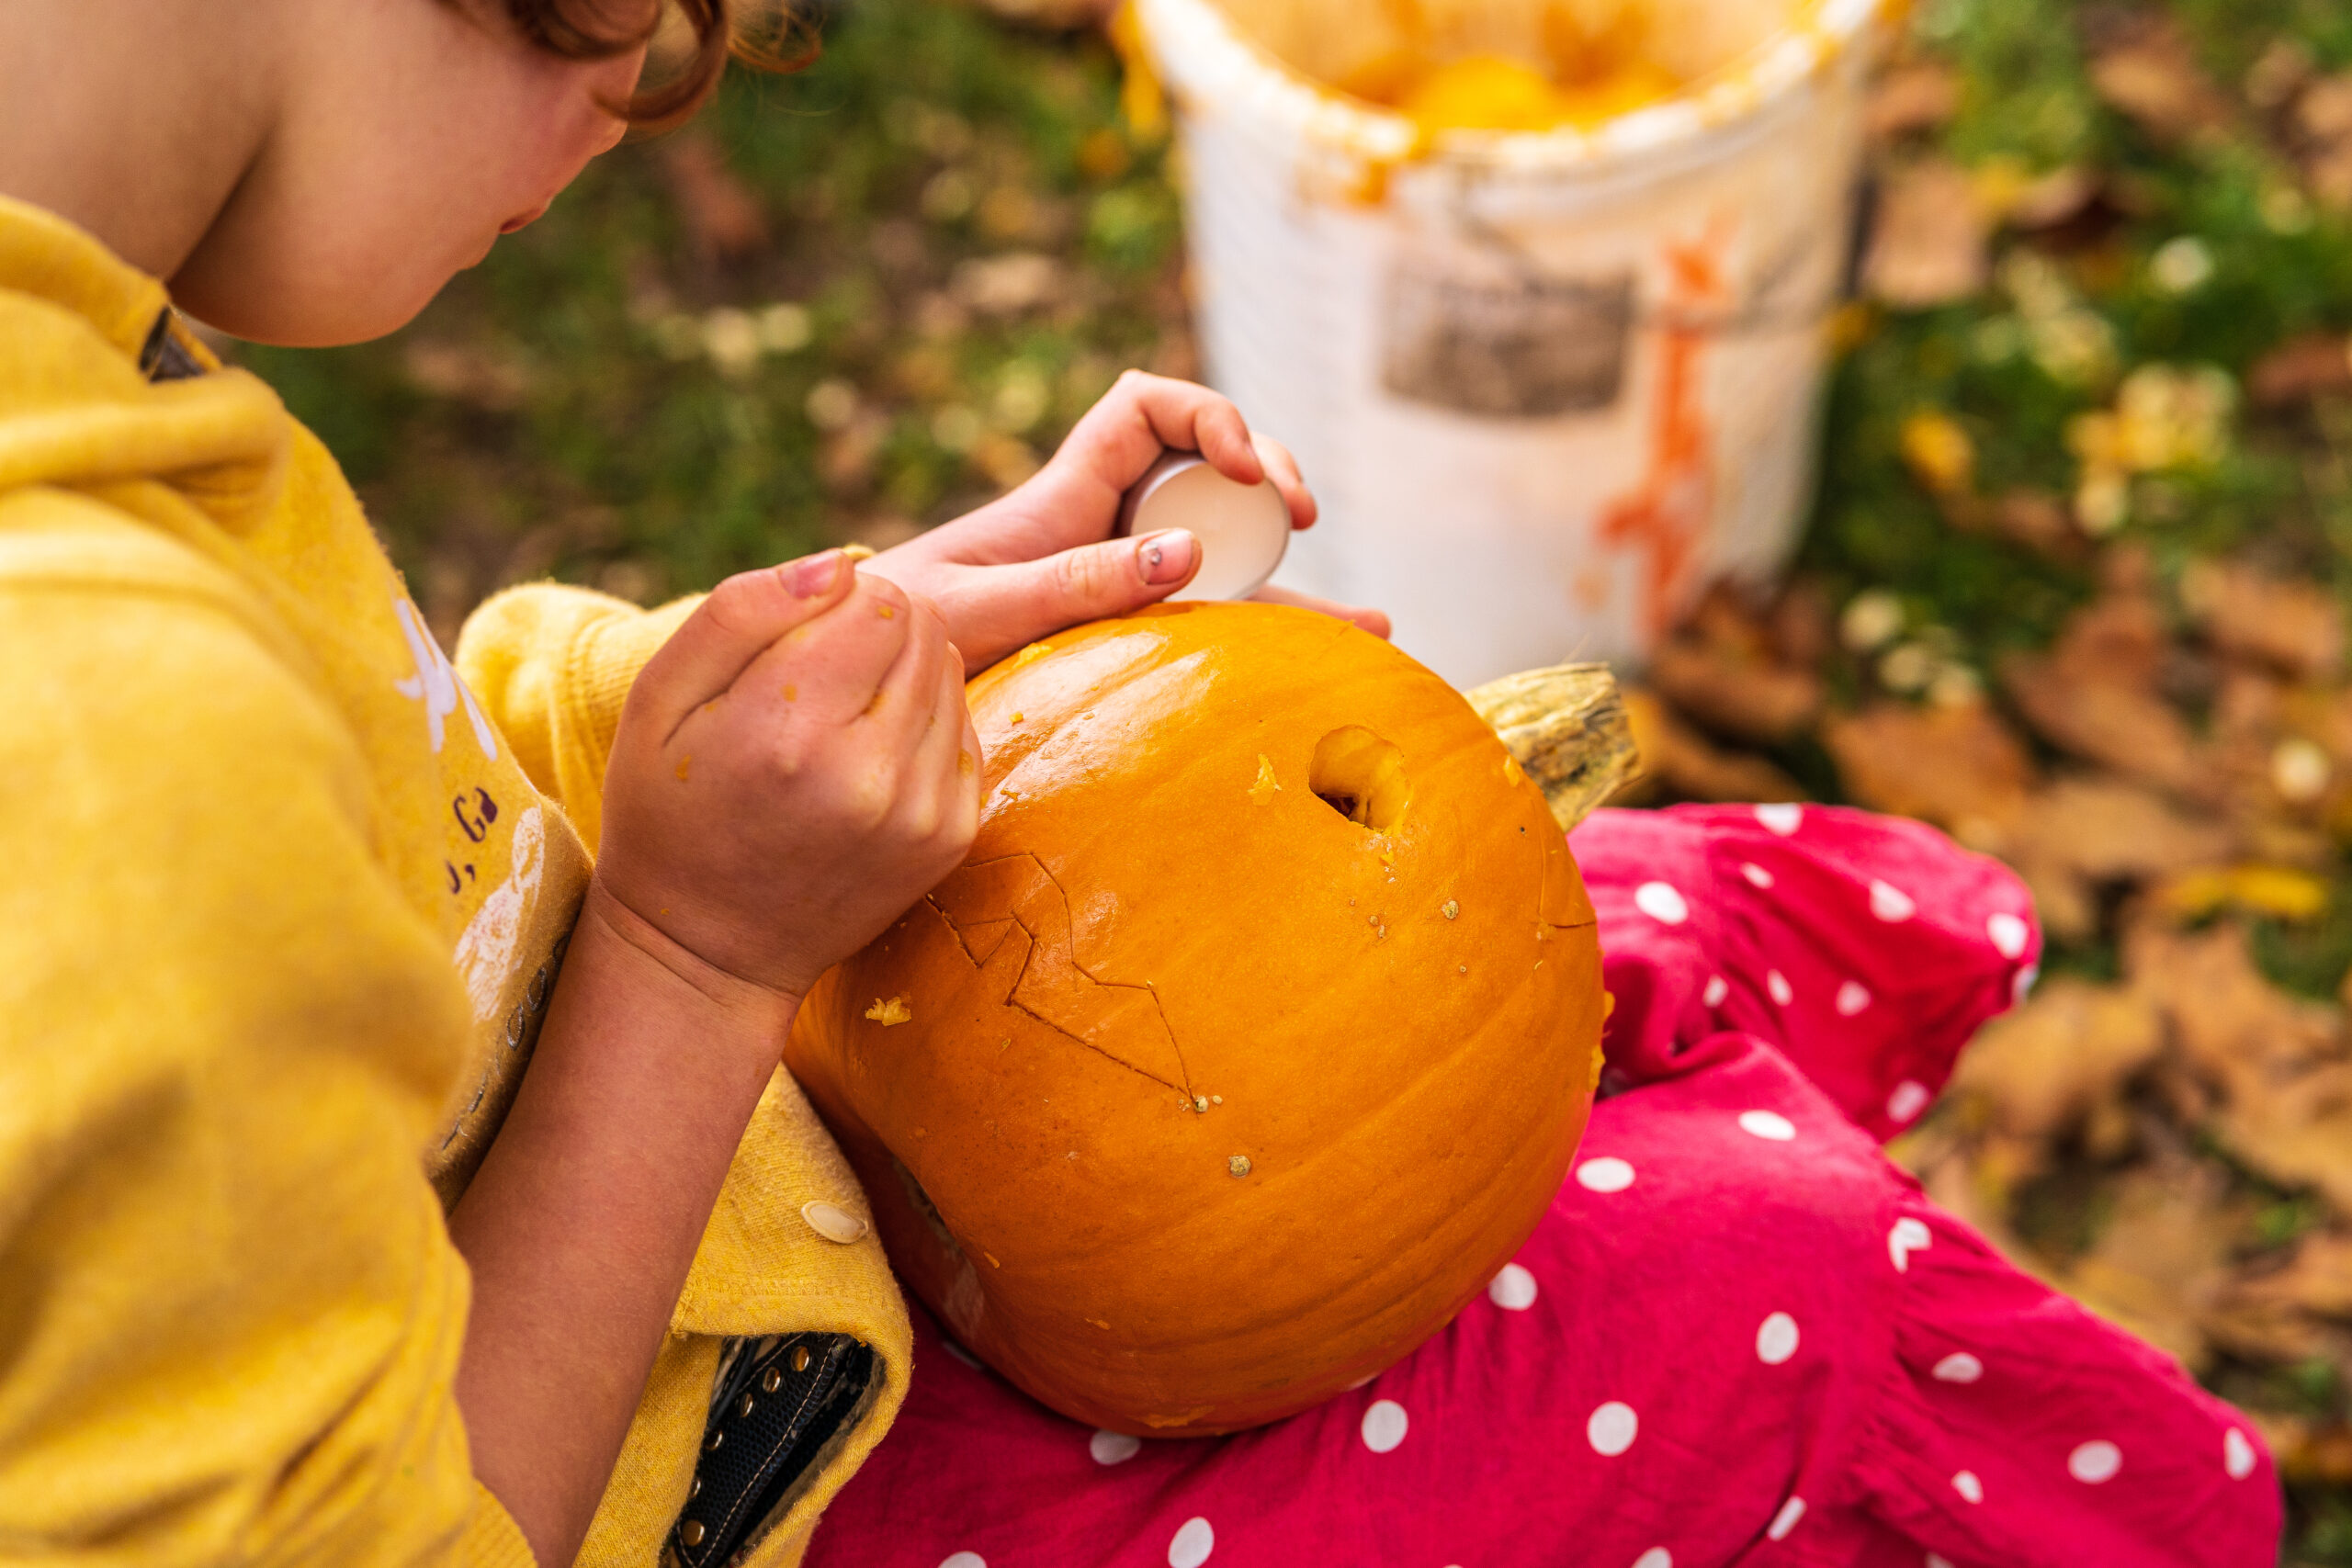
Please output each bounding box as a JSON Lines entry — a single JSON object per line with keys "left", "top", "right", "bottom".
{"left": 0, "top": 3, "right": 1373, "bottom": 1565}
{"left": 800, "top": 807, "right": 2283, "bottom": 1567}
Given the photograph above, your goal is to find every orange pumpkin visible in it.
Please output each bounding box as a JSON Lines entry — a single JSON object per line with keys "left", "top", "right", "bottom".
{"left": 785, "top": 603, "right": 1603, "bottom": 1435}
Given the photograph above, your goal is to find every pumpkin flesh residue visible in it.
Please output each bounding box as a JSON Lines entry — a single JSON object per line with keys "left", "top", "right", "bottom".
{"left": 1249, "top": 754, "right": 1282, "bottom": 806}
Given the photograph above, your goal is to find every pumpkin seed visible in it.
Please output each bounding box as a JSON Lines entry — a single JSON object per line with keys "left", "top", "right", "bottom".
{"left": 800, "top": 1201, "right": 870, "bottom": 1244}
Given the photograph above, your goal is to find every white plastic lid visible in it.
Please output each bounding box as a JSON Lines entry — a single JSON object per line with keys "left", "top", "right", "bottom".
{"left": 1116, "top": 452, "right": 1291, "bottom": 602}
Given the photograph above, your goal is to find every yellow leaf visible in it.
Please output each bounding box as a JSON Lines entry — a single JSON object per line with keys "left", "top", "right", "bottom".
{"left": 2156, "top": 864, "right": 2330, "bottom": 923}
{"left": 1900, "top": 410, "right": 1976, "bottom": 495}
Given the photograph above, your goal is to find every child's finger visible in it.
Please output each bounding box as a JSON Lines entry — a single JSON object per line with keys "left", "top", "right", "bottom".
{"left": 900, "top": 653, "right": 982, "bottom": 848}
{"left": 860, "top": 593, "right": 956, "bottom": 752}
{"left": 729, "top": 570, "right": 918, "bottom": 737}
{"left": 635, "top": 551, "right": 858, "bottom": 722}
{"left": 1130, "top": 378, "right": 1265, "bottom": 488}
{"left": 1250, "top": 432, "right": 1318, "bottom": 530}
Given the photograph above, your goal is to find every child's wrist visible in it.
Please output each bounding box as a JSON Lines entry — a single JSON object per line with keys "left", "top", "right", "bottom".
{"left": 575, "top": 878, "right": 806, "bottom": 1047}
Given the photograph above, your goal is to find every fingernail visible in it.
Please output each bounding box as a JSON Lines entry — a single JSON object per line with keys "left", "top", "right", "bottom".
{"left": 786, "top": 550, "right": 843, "bottom": 598}
{"left": 1138, "top": 529, "right": 1196, "bottom": 586}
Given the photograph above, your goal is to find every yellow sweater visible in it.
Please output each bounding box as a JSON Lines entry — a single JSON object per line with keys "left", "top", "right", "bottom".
{"left": 0, "top": 197, "right": 910, "bottom": 1566}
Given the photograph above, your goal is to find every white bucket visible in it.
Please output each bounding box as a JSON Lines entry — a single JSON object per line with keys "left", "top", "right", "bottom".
{"left": 1135, "top": 0, "right": 1886, "bottom": 686}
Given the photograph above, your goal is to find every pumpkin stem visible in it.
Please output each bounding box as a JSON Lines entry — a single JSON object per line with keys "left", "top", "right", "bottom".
{"left": 1464, "top": 662, "right": 1638, "bottom": 832}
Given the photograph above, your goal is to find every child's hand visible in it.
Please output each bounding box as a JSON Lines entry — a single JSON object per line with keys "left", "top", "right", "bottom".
{"left": 865, "top": 371, "right": 1391, "bottom": 669}
{"left": 593, "top": 550, "right": 981, "bottom": 1005}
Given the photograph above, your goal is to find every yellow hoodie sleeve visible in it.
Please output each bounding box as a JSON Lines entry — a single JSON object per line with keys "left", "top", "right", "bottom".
{"left": 0, "top": 489, "right": 524, "bottom": 1567}
{"left": 455, "top": 584, "right": 703, "bottom": 853}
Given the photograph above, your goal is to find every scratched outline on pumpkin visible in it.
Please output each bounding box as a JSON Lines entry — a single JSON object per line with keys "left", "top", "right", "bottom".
{"left": 924, "top": 851, "right": 1196, "bottom": 1099}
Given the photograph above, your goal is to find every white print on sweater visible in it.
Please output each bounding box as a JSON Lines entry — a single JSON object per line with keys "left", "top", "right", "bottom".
{"left": 453, "top": 806, "right": 546, "bottom": 1021}
{"left": 391, "top": 594, "right": 497, "bottom": 759}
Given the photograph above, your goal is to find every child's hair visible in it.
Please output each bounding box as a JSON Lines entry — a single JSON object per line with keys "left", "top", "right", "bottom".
{"left": 496, "top": 0, "right": 811, "bottom": 129}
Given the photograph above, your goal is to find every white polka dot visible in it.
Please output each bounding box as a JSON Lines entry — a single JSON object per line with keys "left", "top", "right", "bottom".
{"left": 1756, "top": 1312, "right": 1800, "bottom": 1365}
{"left": 1986, "top": 910, "right": 2030, "bottom": 958}
{"left": 1766, "top": 1496, "right": 1805, "bottom": 1540}
{"left": 1361, "top": 1399, "right": 1408, "bottom": 1453}
{"left": 1090, "top": 1429, "right": 1141, "bottom": 1465}
{"left": 1702, "top": 975, "right": 1728, "bottom": 1008}
{"left": 1889, "top": 1215, "right": 1933, "bottom": 1272}
{"left": 1168, "top": 1516, "right": 1215, "bottom": 1568}
{"left": 1756, "top": 803, "right": 1804, "bottom": 836}
{"left": 1931, "top": 1351, "right": 1983, "bottom": 1383}
{"left": 941, "top": 1555, "right": 986, "bottom": 1568}
{"left": 1869, "top": 879, "right": 1916, "bottom": 922}
{"left": 1886, "top": 1079, "right": 1930, "bottom": 1123}
{"left": 1587, "top": 1401, "right": 1638, "bottom": 1456}
{"left": 1739, "top": 1109, "right": 1797, "bottom": 1141}
{"left": 1928, "top": 1555, "right": 1955, "bottom": 1568}
{"left": 2068, "top": 1439, "right": 2121, "bottom": 1483}
{"left": 1634, "top": 882, "right": 1689, "bottom": 925}
{"left": 1767, "top": 969, "right": 1793, "bottom": 1006}
{"left": 1951, "top": 1469, "right": 1984, "bottom": 1504}
{"left": 2014, "top": 963, "right": 2040, "bottom": 1004}
{"left": 1837, "top": 979, "right": 1871, "bottom": 1017}
{"left": 2225, "top": 1427, "right": 2257, "bottom": 1479}
{"left": 1740, "top": 861, "right": 1775, "bottom": 889}
{"left": 1488, "top": 1262, "right": 1539, "bottom": 1311}
{"left": 1577, "top": 1156, "right": 1636, "bottom": 1193}
{"left": 1634, "top": 1551, "right": 1673, "bottom": 1568}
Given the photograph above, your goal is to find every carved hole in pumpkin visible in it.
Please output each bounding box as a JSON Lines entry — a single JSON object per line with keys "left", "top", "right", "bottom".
{"left": 1309, "top": 727, "right": 1408, "bottom": 833}
{"left": 895, "top": 1156, "right": 963, "bottom": 1260}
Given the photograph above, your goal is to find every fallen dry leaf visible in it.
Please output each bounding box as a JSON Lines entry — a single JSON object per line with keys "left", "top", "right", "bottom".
{"left": 2002, "top": 591, "right": 2206, "bottom": 796}
{"left": 659, "top": 130, "right": 771, "bottom": 263}
{"left": 2232, "top": 1231, "right": 2352, "bottom": 1319}
{"left": 1823, "top": 699, "right": 2033, "bottom": 848}
{"left": 2294, "top": 73, "right": 2352, "bottom": 209}
{"left": 1862, "top": 158, "right": 1990, "bottom": 309}
{"left": 2260, "top": 1415, "right": 2352, "bottom": 1485}
{"left": 1865, "top": 62, "right": 1962, "bottom": 142}
{"left": 2246, "top": 332, "right": 2352, "bottom": 406}
{"left": 2063, "top": 1156, "right": 2239, "bottom": 1371}
{"left": 401, "top": 340, "right": 533, "bottom": 412}
{"left": 2128, "top": 921, "right": 2352, "bottom": 1212}
{"left": 2207, "top": 1233, "right": 2352, "bottom": 1365}
{"left": 951, "top": 252, "right": 1067, "bottom": 316}
{"left": 2003, "top": 164, "right": 2103, "bottom": 231}
{"left": 2181, "top": 558, "right": 2345, "bottom": 681}
{"left": 1646, "top": 638, "right": 1823, "bottom": 744}
{"left": 1953, "top": 976, "right": 2165, "bottom": 1141}
{"left": 2004, "top": 775, "right": 2235, "bottom": 938}
{"left": 1618, "top": 689, "right": 1806, "bottom": 805}
{"left": 819, "top": 412, "right": 891, "bottom": 496}
{"left": 2083, "top": 11, "right": 2234, "bottom": 145}
{"left": 1989, "top": 488, "right": 2092, "bottom": 561}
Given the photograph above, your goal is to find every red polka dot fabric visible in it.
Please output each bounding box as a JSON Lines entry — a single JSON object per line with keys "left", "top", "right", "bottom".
{"left": 802, "top": 805, "right": 2280, "bottom": 1568}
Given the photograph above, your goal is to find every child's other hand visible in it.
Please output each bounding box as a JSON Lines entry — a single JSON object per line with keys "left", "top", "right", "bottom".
{"left": 865, "top": 371, "right": 1391, "bottom": 669}
{"left": 594, "top": 551, "right": 980, "bottom": 1006}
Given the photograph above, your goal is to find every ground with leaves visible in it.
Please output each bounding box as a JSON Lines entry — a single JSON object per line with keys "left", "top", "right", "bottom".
{"left": 239, "top": 0, "right": 2352, "bottom": 1557}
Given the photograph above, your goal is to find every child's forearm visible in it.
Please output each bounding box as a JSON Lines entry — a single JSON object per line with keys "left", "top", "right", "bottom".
{"left": 447, "top": 878, "right": 800, "bottom": 1568}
